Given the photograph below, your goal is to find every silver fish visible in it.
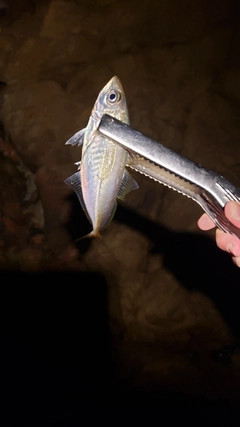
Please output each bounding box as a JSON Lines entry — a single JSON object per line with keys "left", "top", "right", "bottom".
{"left": 64, "top": 76, "right": 138, "bottom": 237}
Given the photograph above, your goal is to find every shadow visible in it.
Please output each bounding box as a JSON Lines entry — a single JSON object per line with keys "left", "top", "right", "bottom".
{"left": 114, "top": 204, "right": 240, "bottom": 340}
{"left": 0, "top": 270, "right": 113, "bottom": 424}
{"left": 2, "top": 272, "right": 239, "bottom": 424}
{"left": 1, "top": 210, "right": 240, "bottom": 422}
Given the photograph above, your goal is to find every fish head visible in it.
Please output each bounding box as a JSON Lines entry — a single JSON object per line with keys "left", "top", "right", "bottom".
{"left": 91, "top": 75, "right": 129, "bottom": 125}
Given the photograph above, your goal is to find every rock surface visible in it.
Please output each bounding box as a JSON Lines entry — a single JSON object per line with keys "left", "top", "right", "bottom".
{"left": 0, "top": 0, "right": 240, "bottom": 422}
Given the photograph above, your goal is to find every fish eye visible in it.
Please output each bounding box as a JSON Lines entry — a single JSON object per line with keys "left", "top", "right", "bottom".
{"left": 106, "top": 90, "right": 121, "bottom": 104}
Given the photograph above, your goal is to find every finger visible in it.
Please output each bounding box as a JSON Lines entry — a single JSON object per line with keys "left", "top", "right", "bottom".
{"left": 232, "top": 256, "right": 240, "bottom": 268}
{"left": 215, "top": 228, "right": 240, "bottom": 256}
{"left": 197, "top": 213, "right": 215, "bottom": 231}
{"left": 225, "top": 201, "right": 240, "bottom": 227}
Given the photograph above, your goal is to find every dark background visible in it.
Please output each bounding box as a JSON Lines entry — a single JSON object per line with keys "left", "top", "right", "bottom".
{"left": 0, "top": 0, "right": 240, "bottom": 425}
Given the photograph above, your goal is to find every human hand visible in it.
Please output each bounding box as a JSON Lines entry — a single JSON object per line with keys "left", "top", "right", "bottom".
{"left": 198, "top": 201, "right": 240, "bottom": 267}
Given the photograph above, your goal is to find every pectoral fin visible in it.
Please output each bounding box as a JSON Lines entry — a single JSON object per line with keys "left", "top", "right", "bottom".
{"left": 65, "top": 127, "right": 86, "bottom": 146}
{"left": 117, "top": 169, "right": 139, "bottom": 200}
{"left": 64, "top": 171, "right": 91, "bottom": 223}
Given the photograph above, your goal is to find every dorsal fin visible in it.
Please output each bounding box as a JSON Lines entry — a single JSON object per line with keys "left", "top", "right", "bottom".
{"left": 65, "top": 127, "right": 86, "bottom": 146}
{"left": 117, "top": 169, "right": 139, "bottom": 200}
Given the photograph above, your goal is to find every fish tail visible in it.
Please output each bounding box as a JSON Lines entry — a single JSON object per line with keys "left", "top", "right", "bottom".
{"left": 86, "top": 230, "right": 102, "bottom": 239}
{"left": 74, "top": 229, "right": 102, "bottom": 242}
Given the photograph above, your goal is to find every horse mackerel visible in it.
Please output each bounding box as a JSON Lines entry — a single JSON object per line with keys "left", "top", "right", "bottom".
{"left": 64, "top": 76, "right": 138, "bottom": 237}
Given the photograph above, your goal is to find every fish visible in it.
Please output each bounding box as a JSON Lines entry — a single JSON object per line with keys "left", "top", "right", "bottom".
{"left": 64, "top": 76, "right": 138, "bottom": 238}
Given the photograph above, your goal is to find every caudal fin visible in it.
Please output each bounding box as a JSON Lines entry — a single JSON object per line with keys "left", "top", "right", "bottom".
{"left": 75, "top": 229, "right": 102, "bottom": 242}
{"left": 85, "top": 230, "right": 102, "bottom": 239}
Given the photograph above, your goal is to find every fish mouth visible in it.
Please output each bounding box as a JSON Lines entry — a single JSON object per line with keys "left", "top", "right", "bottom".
{"left": 107, "top": 75, "right": 124, "bottom": 93}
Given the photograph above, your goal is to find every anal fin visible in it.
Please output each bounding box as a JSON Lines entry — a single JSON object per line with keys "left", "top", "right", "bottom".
{"left": 117, "top": 169, "right": 139, "bottom": 200}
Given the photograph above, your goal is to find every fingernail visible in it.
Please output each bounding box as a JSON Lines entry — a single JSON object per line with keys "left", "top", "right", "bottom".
{"left": 229, "top": 202, "right": 240, "bottom": 220}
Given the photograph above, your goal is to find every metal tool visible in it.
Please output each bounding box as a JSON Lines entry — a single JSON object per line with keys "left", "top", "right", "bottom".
{"left": 98, "top": 114, "right": 240, "bottom": 239}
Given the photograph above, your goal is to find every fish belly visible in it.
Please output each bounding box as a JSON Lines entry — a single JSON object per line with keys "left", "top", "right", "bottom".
{"left": 81, "top": 137, "right": 127, "bottom": 231}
